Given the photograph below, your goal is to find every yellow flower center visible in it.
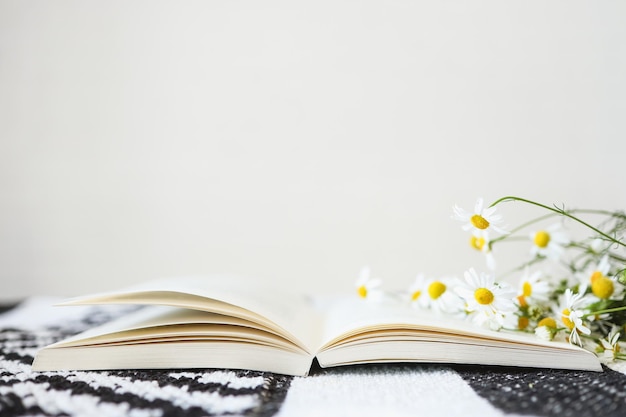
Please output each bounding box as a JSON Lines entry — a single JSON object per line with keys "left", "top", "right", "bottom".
{"left": 357, "top": 285, "right": 367, "bottom": 298}
{"left": 591, "top": 275, "right": 614, "bottom": 299}
{"left": 518, "top": 316, "right": 529, "bottom": 330}
{"left": 516, "top": 295, "right": 528, "bottom": 307}
{"left": 537, "top": 317, "right": 557, "bottom": 329}
{"left": 533, "top": 231, "right": 551, "bottom": 248}
{"left": 470, "top": 214, "right": 490, "bottom": 230}
{"left": 474, "top": 287, "right": 494, "bottom": 305}
{"left": 428, "top": 281, "right": 447, "bottom": 300}
{"left": 561, "top": 309, "right": 574, "bottom": 330}
{"left": 411, "top": 290, "right": 422, "bottom": 301}
{"left": 522, "top": 281, "right": 532, "bottom": 297}
{"left": 470, "top": 236, "right": 486, "bottom": 251}
{"left": 590, "top": 271, "right": 603, "bottom": 283}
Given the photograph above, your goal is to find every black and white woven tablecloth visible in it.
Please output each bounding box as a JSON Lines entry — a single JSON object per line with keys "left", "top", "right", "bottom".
{"left": 1, "top": 298, "right": 626, "bottom": 417}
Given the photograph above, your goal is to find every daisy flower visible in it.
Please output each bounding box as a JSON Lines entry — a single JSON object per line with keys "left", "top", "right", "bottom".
{"left": 469, "top": 235, "right": 497, "bottom": 270}
{"left": 355, "top": 266, "right": 383, "bottom": 301}
{"left": 453, "top": 198, "right": 508, "bottom": 240}
{"left": 529, "top": 223, "right": 570, "bottom": 260}
{"left": 597, "top": 327, "right": 622, "bottom": 363}
{"left": 578, "top": 255, "right": 624, "bottom": 301}
{"left": 534, "top": 317, "right": 558, "bottom": 341}
{"left": 454, "top": 268, "right": 516, "bottom": 330}
{"left": 502, "top": 311, "right": 530, "bottom": 331}
{"left": 558, "top": 289, "right": 591, "bottom": 347}
{"left": 516, "top": 269, "right": 550, "bottom": 307}
{"left": 416, "top": 276, "right": 463, "bottom": 314}
{"left": 408, "top": 274, "right": 427, "bottom": 305}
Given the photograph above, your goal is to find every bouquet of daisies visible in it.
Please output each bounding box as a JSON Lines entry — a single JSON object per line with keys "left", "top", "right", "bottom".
{"left": 355, "top": 196, "right": 626, "bottom": 362}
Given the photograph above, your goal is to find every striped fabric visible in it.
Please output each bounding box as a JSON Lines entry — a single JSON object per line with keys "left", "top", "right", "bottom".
{"left": 1, "top": 298, "right": 625, "bottom": 417}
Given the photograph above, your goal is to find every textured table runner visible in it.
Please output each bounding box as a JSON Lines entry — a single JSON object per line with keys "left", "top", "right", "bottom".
{"left": 1, "top": 298, "right": 626, "bottom": 417}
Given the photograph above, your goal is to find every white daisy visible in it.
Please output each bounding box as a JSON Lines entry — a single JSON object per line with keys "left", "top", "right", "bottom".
{"left": 454, "top": 268, "right": 516, "bottom": 330}
{"left": 578, "top": 255, "right": 624, "bottom": 301}
{"left": 535, "top": 325, "right": 554, "bottom": 341}
{"left": 502, "top": 311, "right": 530, "bottom": 331}
{"left": 417, "top": 276, "right": 463, "bottom": 314}
{"left": 408, "top": 274, "right": 427, "bottom": 305}
{"left": 558, "top": 289, "right": 591, "bottom": 347}
{"left": 453, "top": 198, "right": 508, "bottom": 240}
{"left": 355, "top": 266, "right": 382, "bottom": 301}
{"left": 516, "top": 269, "right": 551, "bottom": 306}
{"left": 534, "top": 317, "right": 558, "bottom": 341}
{"left": 469, "top": 235, "right": 497, "bottom": 270}
{"left": 529, "top": 223, "right": 570, "bottom": 260}
{"left": 578, "top": 255, "right": 610, "bottom": 288}
{"left": 597, "top": 327, "right": 622, "bottom": 363}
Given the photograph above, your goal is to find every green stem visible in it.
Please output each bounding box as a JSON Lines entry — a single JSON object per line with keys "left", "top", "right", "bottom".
{"left": 567, "top": 242, "right": 626, "bottom": 263}
{"left": 489, "top": 212, "right": 558, "bottom": 246}
{"left": 490, "top": 236, "right": 529, "bottom": 244}
{"left": 490, "top": 196, "right": 626, "bottom": 248}
{"left": 583, "top": 306, "right": 626, "bottom": 317}
{"left": 570, "top": 209, "right": 626, "bottom": 218}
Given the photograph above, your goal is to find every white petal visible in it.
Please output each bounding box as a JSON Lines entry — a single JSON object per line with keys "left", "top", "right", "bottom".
{"left": 490, "top": 224, "right": 509, "bottom": 235}
{"left": 455, "top": 287, "right": 474, "bottom": 301}
{"left": 368, "top": 278, "right": 382, "bottom": 289}
{"left": 481, "top": 206, "right": 498, "bottom": 218}
{"left": 463, "top": 268, "right": 480, "bottom": 288}
{"left": 452, "top": 205, "right": 470, "bottom": 220}
{"left": 578, "top": 323, "right": 591, "bottom": 335}
{"left": 474, "top": 198, "right": 484, "bottom": 214}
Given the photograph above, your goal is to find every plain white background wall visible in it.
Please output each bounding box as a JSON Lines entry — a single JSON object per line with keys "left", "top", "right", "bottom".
{"left": 1, "top": 1, "right": 625, "bottom": 300}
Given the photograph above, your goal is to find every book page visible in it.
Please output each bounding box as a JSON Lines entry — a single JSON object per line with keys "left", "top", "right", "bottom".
{"left": 52, "top": 306, "right": 306, "bottom": 353}
{"left": 318, "top": 297, "right": 589, "bottom": 353}
{"left": 59, "top": 276, "right": 322, "bottom": 353}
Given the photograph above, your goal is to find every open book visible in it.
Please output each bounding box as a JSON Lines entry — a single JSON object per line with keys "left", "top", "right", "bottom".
{"left": 32, "top": 277, "right": 602, "bottom": 376}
